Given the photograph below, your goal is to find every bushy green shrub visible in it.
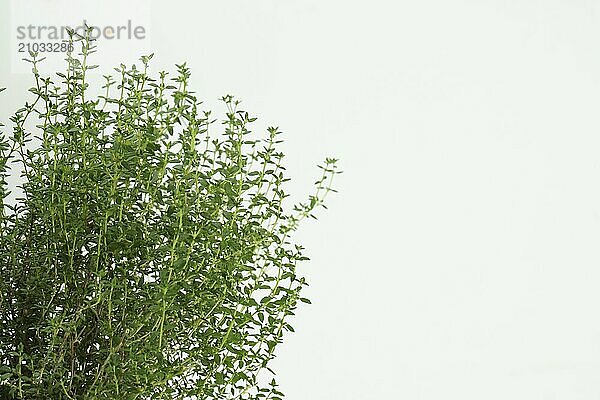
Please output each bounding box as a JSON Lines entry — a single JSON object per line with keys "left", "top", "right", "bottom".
{"left": 0, "top": 30, "right": 338, "bottom": 399}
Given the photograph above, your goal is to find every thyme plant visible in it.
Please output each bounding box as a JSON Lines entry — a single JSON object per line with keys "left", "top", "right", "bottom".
{"left": 0, "top": 31, "right": 338, "bottom": 399}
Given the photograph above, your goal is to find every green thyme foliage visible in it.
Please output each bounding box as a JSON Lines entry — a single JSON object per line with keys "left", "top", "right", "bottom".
{"left": 0, "top": 30, "right": 339, "bottom": 399}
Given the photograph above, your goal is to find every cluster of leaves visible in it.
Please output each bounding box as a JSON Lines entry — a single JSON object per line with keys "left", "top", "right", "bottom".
{"left": 0, "top": 31, "right": 338, "bottom": 399}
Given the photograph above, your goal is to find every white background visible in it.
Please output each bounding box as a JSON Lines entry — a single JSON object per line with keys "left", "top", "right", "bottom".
{"left": 3, "top": 1, "right": 600, "bottom": 399}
